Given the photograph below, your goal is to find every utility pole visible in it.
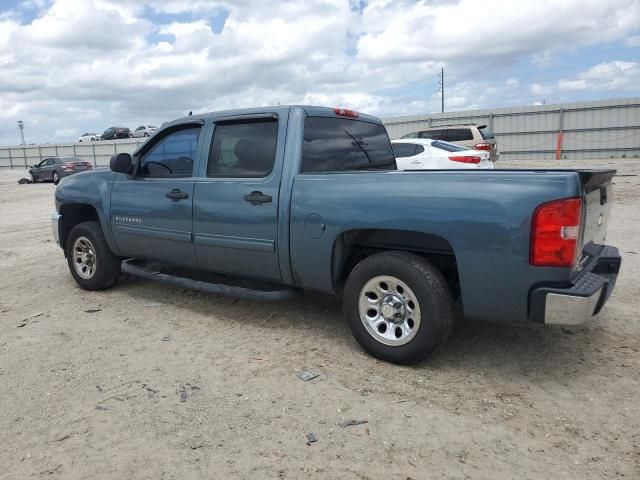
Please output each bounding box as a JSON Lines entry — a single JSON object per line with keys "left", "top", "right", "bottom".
{"left": 17, "top": 120, "right": 25, "bottom": 145}
{"left": 439, "top": 68, "right": 444, "bottom": 113}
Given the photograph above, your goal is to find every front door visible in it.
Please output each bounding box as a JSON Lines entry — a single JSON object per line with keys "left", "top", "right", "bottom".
{"left": 36, "top": 158, "right": 55, "bottom": 180}
{"left": 110, "top": 125, "right": 203, "bottom": 267}
{"left": 193, "top": 115, "right": 284, "bottom": 282}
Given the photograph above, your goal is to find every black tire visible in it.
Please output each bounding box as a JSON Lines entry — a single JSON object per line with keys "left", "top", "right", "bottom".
{"left": 343, "top": 251, "right": 454, "bottom": 364}
{"left": 52, "top": 171, "right": 60, "bottom": 185}
{"left": 66, "top": 221, "right": 121, "bottom": 290}
{"left": 143, "top": 132, "right": 149, "bottom": 137}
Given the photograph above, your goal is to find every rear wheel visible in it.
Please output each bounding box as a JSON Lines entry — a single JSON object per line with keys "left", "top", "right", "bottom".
{"left": 52, "top": 171, "right": 60, "bottom": 184}
{"left": 343, "top": 251, "right": 454, "bottom": 364}
{"left": 143, "top": 132, "right": 149, "bottom": 137}
{"left": 66, "top": 221, "right": 121, "bottom": 290}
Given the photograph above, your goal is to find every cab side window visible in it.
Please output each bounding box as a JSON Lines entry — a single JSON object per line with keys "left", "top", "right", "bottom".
{"left": 207, "top": 119, "right": 278, "bottom": 178}
{"left": 139, "top": 127, "right": 201, "bottom": 177}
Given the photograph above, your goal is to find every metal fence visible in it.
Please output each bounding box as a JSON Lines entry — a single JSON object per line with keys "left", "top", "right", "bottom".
{"left": 1, "top": 98, "right": 639, "bottom": 168}
{"left": 382, "top": 97, "right": 640, "bottom": 161}
{"left": 0, "top": 138, "right": 147, "bottom": 169}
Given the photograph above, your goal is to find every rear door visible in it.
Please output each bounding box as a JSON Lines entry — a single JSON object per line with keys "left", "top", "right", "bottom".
{"left": 110, "top": 123, "right": 203, "bottom": 267}
{"left": 192, "top": 112, "right": 286, "bottom": 282}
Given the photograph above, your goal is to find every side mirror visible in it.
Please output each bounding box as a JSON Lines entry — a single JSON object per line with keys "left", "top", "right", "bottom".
{"left": 110, "top": 153, "right": 133, "bottom": 174}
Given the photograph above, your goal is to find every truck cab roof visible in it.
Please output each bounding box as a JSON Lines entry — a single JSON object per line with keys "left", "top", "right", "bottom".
{"left": 166, "top": 105, "right": 383, "bottom": 128}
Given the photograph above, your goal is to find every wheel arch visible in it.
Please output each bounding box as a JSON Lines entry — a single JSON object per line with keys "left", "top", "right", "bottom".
{"left": 331, "top": 228, "right": 461, "bottom": 300}
{"left": 59, "top": 203, "right": 101, "bottom": 250}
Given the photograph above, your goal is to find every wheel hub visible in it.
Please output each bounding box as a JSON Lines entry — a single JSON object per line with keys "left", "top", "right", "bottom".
{"left": 72, "top": 236, "right": 97, "bottom": 280}
{"left": 357, "top": 275, "right": 422, "bottom": 347}
{"left": 380, "top": 294, "right": 406, "bottom": 322}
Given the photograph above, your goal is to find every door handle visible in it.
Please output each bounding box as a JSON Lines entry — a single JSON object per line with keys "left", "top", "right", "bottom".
{"left": 243, "top": 191, "right": 272, "bottom": 205}
{"left": 166, "top": 189, "right": 189, "bottom": 200}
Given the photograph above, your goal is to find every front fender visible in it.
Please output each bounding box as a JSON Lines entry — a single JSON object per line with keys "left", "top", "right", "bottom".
{"left": 55, "top": 170, "right": 119, "bottom": 254}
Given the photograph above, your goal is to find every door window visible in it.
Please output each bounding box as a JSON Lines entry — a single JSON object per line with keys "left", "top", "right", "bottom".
{"left": 207, "top": 119, "right": 278, "bottom": 178}
{"left": 139, "top": 127, "right": 201, "bottom": 177}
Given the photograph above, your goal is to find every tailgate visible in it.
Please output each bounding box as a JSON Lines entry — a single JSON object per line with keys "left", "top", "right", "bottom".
{"left": 579, "top": 170, "right": 615, "bottom": 247}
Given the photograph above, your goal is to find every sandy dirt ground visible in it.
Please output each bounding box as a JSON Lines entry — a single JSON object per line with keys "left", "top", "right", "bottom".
{"left": 0, "top": 160, "right": 638, "bottom": 479}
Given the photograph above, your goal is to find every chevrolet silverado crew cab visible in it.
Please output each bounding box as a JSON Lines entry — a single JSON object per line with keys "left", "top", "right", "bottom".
{"left": 51, "top": 105, "right": 621, "bottom": 364}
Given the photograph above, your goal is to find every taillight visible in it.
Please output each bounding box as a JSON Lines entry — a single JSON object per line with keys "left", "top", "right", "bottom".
{"left": 530, "top": 198, "right": 582, "bottom": 267}
{"left": 63, "top": 163, "right": 75, "bottom": 170}
{"left": 333, "top": 108, "right": 359, "bottom": 118}
{"left": 474, "top": 143, "right": 491, "bottom": 151}
{"left": 448, "top": 156, "right": 481, "bottom": 164}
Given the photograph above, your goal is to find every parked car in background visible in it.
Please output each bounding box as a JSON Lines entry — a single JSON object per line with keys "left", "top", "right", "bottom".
{"left": 392, "top": 139, "right": 493, "bottom": 170}
{"left": 130, "top": 125, "right": 158, "bottom": 138}
{"left": 101, "top": 127, "right": 131, "bottom": 140}
{"left": 78, "top": 132, "right": 99, "bottom": 142}
{"left": 401, "top": 124, "right": 499, "bottom": 162}
{"left": 29, "top": 157, "right": 92, "bottom": 184}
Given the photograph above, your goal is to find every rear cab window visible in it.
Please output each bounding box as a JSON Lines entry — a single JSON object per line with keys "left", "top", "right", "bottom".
{"left": 302, "top": 117, "right": 396, "bottom": 172}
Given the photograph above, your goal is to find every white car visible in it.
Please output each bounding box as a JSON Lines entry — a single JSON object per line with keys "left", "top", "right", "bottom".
{"left": 391, "top": 138, "right": 494, "bottom": 170}
{"left": 78, "top": 132, "right": 99, "bottom": 142}
{"left": 129, "top": 125, "right": 158, "bottom": 138}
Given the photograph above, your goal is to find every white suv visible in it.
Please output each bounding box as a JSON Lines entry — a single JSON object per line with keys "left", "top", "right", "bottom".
{"left": 401, "top": 124, "right": 499, "bottom": 162}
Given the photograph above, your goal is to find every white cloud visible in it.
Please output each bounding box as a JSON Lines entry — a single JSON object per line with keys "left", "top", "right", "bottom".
{"left": 0, "top": 0, "right": 639, "bottom": 143}
{"left": 558, "top": 61, "right": 640, "bottom": 91}
{"left": 531, "top": 83, "right": 553, "bottom": 96}
{"left": 626, "top": 35, "right": 640, "bottom": 47}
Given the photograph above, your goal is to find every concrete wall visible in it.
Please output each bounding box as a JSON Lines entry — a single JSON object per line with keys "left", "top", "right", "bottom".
{"left": 0, "top": 138, "right": 146, "bottom": 169}
{"left": 1, "top": 97, "right": 639, "bottom": 167}
{"left": 382, "top": 97, "right": 640, "bottom": 161}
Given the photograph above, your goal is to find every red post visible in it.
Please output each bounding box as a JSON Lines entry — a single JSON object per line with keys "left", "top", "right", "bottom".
{"left": 555, "top": 131, "right": 563, "bottom": 160}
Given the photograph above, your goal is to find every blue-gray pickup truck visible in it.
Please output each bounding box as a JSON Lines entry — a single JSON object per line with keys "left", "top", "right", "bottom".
{"left": 52, "top": 105, "right": 621, "bottom": 364}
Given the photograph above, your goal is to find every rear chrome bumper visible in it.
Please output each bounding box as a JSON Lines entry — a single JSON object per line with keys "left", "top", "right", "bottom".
{"left": 51, "top": 212, "right": 61, "bottom": 246}
{"left": 530, "top": 245, "right": 621, "bottom": 325}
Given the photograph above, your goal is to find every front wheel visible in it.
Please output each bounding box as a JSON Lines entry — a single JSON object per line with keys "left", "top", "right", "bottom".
{"left": 343, "top": 251, "right": 454, "bottom": 364}
{"left": 52, "top": 171, "right": 60, "bottom": 184}
{"left": 66, "top": 221, "right": 121, "bottom": 290}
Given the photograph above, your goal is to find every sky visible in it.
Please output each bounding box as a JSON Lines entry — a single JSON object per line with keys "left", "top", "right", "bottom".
{"left": 0, "top": 0, "right": 639, "bottom": 144}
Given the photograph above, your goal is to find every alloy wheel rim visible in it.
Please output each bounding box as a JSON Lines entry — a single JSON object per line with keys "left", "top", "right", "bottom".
{"left": 358, "top": 275, "right": 421, "bottom": 346}
{"left": 73, "top": 236, "right": 97, "bottom": 279}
